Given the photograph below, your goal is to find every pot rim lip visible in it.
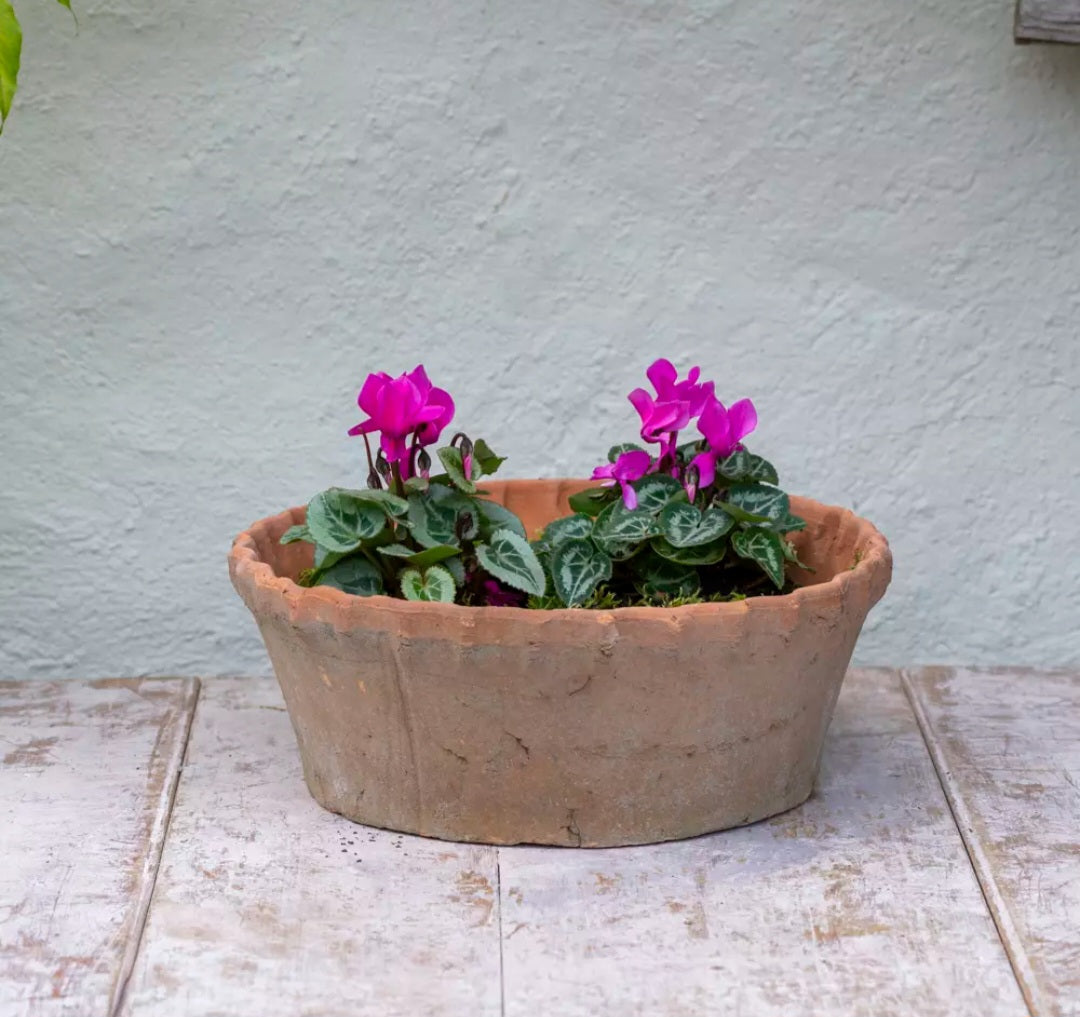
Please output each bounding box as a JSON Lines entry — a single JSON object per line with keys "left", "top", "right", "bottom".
{"left": 229, "top": 481, "right": 892, "bottom": 623}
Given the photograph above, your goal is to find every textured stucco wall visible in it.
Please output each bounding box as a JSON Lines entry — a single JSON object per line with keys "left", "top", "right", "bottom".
{"left": 1, "top": 0, "right": 1078, "bottom": 678}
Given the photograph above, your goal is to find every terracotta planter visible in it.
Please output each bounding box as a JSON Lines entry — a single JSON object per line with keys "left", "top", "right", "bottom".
{"left": 229, "top": 480, "right": 891, "bottom": 847}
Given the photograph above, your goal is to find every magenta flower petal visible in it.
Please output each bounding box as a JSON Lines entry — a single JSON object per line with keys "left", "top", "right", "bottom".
{"left": 690, "top": 450, "right": 717, "bottom": 490}
{"left": 646, "top": 358, "right": 678, "bottom": 395}
{"left": 620, "top": 484, "right": 638, "bottom": 510}
{"left": 357, "top": 372, "right": 391, "bottom": 416}
{"left": 726, "top": 398, "right": 758, "bottom": 444}
{"left": 591, "top": 462, "right": 617, "bottom": 481}
{"left": 415, "top": 386, "right": 455, "bottom": 445}
{"left": 612, "top": 449, "right": 652, "bottom": 481}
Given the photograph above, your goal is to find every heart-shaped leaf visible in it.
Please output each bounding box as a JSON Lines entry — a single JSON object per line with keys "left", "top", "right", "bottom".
{"left": 306, "top": 489, "right": 388, "bottom": 553}
{"left": 341, "top": 487, "right": 409, "bottom": 517}
{"left": 407, "top": 494, "right": 461, "bottom": 548}
{"left": 552, "top": 538, "right": 613, "bottom": 607}
{"left": 771, "top": 512, "right": 807, "bottom": 533}
{"left": 593, "top": 501, "right": 660, "bottom": 553}
{"left": 724, "top": 485, "right": 790, "bottom": 522}
{"left": 279, "top": 524, "right": 312, "bottom": 545}
{"left": 540, "top": 513, "right": 595, "bottom": 550}
{"left": 436, "top": 446, "right": 477, "bottom": 494}
{"left": 718, "top": 450, "right": 779, "bottom": 486}
{"left": 651, "top": 536, "right": 727, "bottom": 566}
{"left": 659, "top": 503, "right": 735, "bottom": 547}
{"left": 476, "top": 529, "right": 546, "bottom": 596}
{"left": 731, "top": 527, "right": 787, "bottom": 589}
{"left": 377, "top": 542, "right": 460, "bottom": 569}
{"left": 399, "top": 565, "right": 457, "bottom": 603}
{"left": 317, "top": 555, "right": 385, "bottom": 597}
{"left": 474, "top": 498, "right": 527, "bottom": 540}
{"left": 630, "top": 474, "right": 684, "bottom": 513}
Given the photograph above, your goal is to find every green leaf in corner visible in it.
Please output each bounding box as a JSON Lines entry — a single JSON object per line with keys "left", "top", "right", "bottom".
{"left": 306, "top": 489, "right": 388, "bottom": 553}
{"left": 279, "top": 524, "right": 312, "bottom": 545}
{"left": 475, "top": 529, "right": 546, "bottom": 596}
{"left": 650, "top": 535, "right": 727, "bottom": 566}
{"left": 407, "top": 493, "right": 461, "bottom": 548}
{"left": 592, "top": 500, "right": 660, "bottom": 552}
{"left": 771, "top": 512, "right": 807, "bottom": 533}
{"left": 551, "top": 537, "right": 612, "bottom": 607}
{"left": 0, "top": 1, "right": 22, "bottom": 133}
{"left": 399, "top": 565, "right": 456, "bottom": 603}
{"left": 731, "top": 527, "right": 787, "bottom": 589}
{"left": 436, "top": 446, "right": 478, "bottom": 494}
{"left": 317, "top": 555, "right": 385, "bottom": 597}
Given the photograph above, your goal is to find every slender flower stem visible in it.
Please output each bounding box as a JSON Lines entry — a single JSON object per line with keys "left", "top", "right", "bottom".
{"left": 390, "top": 462, "right": 406, "bottom": 499}
{"left": 361, "top": 433, "right": 379, "bottom": 488}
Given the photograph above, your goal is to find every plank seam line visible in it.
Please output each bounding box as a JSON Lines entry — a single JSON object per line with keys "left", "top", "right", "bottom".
{"left": 496, "top": 848, "right": 506, "bottom": 1017}
{"left": 107, "top": 675, "right": 202, "bottom": 1017}
{"left": 900, "top": 669, "right": 1044, "bottom": 1017}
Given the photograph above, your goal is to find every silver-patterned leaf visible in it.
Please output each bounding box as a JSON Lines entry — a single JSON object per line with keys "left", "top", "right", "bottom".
{"left": 317, "top": 555, "right": 385, "bottom": 597}
{"left": 731, "top": 527, "right": 786, "bottom": 589}
{"left": 552, "top": 538, "right": 613, "bottom": 607}
{"left": 476, "top": 529, "right": 546, "bottom": 596}
{"left": 660, "top": 503, "right": 735, "bottom": 547}
{"left": 306, "top": 489, "right": 388, "bottom": 553}
{"left": 725, "top": 485, "right": 790, "bottom": 521}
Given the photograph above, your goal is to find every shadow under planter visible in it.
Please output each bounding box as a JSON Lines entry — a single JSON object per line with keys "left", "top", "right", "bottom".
{"left": 229, "top": 480, "right": 891, "bottom": 847}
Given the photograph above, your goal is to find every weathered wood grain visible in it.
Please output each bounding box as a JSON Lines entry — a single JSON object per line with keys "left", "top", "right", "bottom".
{"left": 119, "top": 676, "right": 501, "bottom": 1017}
{"left": 0, "top": 677, "right": 198, "bottom": 1017}
{"left": 905, "top": 666, "right": 1080, "bottom": 1017}
{"left": 1016, "top": 0, "right": 1080, "bottom": 43}
{"left": 497, "top": 669, "right": 1028, "bottom": 1016}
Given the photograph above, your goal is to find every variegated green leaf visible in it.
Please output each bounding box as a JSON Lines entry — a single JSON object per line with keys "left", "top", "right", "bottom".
{"left": 474, "top": 498, "right": 527, "bottom": 540}
{"left": 771, "top": 512, "right": 807, "bottom": 533}
{"left": 436, "top": 446, "right": 478, "bottom": 493}
{"left": 540, "top": 513, "right": 595, "bottom": 549}
{"left": 592, "top": 500, "right": 660, "bottom": 553}
{"left": 551, "top": 538, "right": 613, "bottom": 607}
{"left": 650, "top": 536, "right": 727, "bottom": 566}
{"left": 630, "top": 474, "right": 684, "bottom": 513}
{"left": 659, "top": 503, "right": 735, "bottom": 547}
{"left": 407, "top": 494, "right": 461, "bottom": 548}
{"left": 725, "top": 484, "right": 790, "bottom": 521}
{"left": 400, "top": 564, "right": 456, "bottom": 602}
{"left": 318, "top": 555, "right": 384, "bottom": 597}
{"left": 306, "top": 489, "right": 388, "bottom": 553}
{"left": 341, "top": 487, "right": 409, "bottom": 516}
{"left": 476, "top": 529, "right": 546, "bottom": 596}
{"left": 279, "top": 524, "right": 312, "bottom": 545}
{"left": 718, "top": 450, "right": 779, "bottom": 486}
{"left": 731, "top": 527, "right": 787, "bottom": 589}
{"left": 472, "top": 439, "right": 506, "bottom": 477}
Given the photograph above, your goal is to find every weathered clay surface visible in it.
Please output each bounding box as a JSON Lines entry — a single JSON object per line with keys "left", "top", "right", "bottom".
{"left": 229, "top": 481, "right": 891, "bottom": 846}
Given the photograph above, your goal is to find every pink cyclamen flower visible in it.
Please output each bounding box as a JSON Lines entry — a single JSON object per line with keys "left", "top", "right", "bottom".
{"left": 690, "top": 396, "right": 758, "bottom": 488}
{"left": 591, "top": 449, "right": 653, "bottom": 510}
{"left": 348, "top": 365, "right": 455, "bottom": 464}
{"left": 627, "top": 388, "right": 691, "bottom": 457}
{"left": 645, "top": 358, "right": 715, "bottom": 417}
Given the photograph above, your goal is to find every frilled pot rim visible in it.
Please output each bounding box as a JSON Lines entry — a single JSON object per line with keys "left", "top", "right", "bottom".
{"left": 229, "top": 480, "right": 891, "bottom": 637}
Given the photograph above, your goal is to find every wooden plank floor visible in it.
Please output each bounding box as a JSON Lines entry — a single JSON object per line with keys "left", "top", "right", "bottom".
{"left": 905, "top": 667, "right": 1080, "bottom": 1017}
{"left": 2, "top": 668, "right": 1078, "bottom": 1016}
{"left": 0, "top": 678, "right": 197, "bottom": 1017}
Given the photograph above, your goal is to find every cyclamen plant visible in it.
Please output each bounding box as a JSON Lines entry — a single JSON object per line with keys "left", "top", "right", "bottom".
{"left": 531, "top": 358, "right": 810, "bottom": 608}
{"left": 281, "top": 366, "right": 547, "bottom": 606}
{"left": 283, "top": 359, "right": 808, "bottom": 609}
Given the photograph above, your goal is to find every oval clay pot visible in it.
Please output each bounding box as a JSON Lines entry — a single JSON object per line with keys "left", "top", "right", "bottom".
{"left": 229, "top": 480, "right": 891, "bottom": 847}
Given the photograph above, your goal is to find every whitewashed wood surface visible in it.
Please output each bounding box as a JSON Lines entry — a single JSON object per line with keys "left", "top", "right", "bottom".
{"left": 0, "top": 677, "right": 198, "bottom": 1017}
{"left": 497, "top": 669, "right": 1027, "bottom": 1017}
{"left": 7, "top": 669, "right": 1080, "bottom": 1016}
{"left": 118, "top": 676, "right": 503, "bottom": 1017}
{"left": 905, "top": 666, "right": 1080, "bottom": 1017}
